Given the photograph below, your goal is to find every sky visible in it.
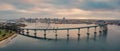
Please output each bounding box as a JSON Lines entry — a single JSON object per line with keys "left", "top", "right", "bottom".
{"left": 0, "top": 0, "right": 120, "bottom": 19}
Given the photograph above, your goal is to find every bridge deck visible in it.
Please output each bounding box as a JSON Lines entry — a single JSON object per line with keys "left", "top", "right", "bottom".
{"left": 20, "top": 25, "right": 98, "bottom": 30}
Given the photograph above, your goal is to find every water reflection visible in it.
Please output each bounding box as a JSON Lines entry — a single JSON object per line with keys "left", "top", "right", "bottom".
{"left": 93, "top": 33, "right": 97, "bottom": 41}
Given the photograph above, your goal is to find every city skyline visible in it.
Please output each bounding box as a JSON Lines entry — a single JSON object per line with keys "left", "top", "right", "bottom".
{"left": 0, "top": 0, "right": 120, "bottom": 19}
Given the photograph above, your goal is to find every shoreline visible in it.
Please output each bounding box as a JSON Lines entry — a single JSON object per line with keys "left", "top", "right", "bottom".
{"left": 0, "top": 34, "right": 17, "bottom": 48}
{"left": 0, "top": 32, "right": 16, "bottom": 42}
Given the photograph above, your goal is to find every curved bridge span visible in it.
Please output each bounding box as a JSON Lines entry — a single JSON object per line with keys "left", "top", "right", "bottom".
{"left": 16, "top": 24, "right": 108, "bottom": 40}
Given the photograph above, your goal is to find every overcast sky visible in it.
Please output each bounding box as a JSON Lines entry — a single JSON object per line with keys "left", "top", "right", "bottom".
{"left": 0, "top": 0, "right": 120, "bottom": 19}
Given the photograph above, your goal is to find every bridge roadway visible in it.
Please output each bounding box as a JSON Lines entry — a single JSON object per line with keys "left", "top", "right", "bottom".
{"left": 19, "top": 25, "right": 98, "bottom": 30}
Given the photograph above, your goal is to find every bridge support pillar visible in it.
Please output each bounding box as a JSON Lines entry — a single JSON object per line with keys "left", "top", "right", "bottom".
{"left": 99, "top": 26, "right": 102, "bottom": 34}
{"left": 55, "top": 30, "right": 58, "bottom": 40}
{"left": 87, "top": 27, "right": 90, "bottom": 36}
{"left": 94, "top": 27, "right": 97, "bottom": 40}
{"left": 67, "top": 29, "right": 69, "bottom": 40}
{"left": 44, "top": 30, "right": 46, "bottom": 39}
{"left": 78, "top": 29, "right": 80, "bottom": 40}
{"left": 94, "top": 32, "right": 97, "bottom": 41}
{"left": 34, "top": 29, "right": 37, "bottom": 37}
{"left": 102, "top": 24, "right": 108, "bottom": 36}
{"left": 94, "top": 27, "right": 97, "bottom": 35}
{"left": 94, "top": 27, "right": 97, "bottom": 34}
{"left": 22, "top": 29, "right": 24, "bottom": 34}
{"left": 67, "top": 29, "right": 69, "bottom": 37}
{"left": 26, "top": 29, "right": 29, "bottom": 35}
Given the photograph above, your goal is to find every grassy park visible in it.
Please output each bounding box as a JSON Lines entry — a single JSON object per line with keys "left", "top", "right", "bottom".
{"left": 0, "top": 29, "right": 14, "bottom": 41}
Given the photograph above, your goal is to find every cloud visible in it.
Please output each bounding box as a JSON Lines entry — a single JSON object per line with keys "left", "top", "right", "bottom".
{"left": 54, "top": 8, "right": 91, "bottom": 16}
{"left": 0, "top": 0, "right": 120, "bottom": 19}
{"left": 0, "top": 4, "right": 15, "bottom": 10}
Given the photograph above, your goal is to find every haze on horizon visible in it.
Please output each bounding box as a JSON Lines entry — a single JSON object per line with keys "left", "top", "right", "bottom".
{"left": 0, "top": 0, "right": 120, "bottom": 20}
